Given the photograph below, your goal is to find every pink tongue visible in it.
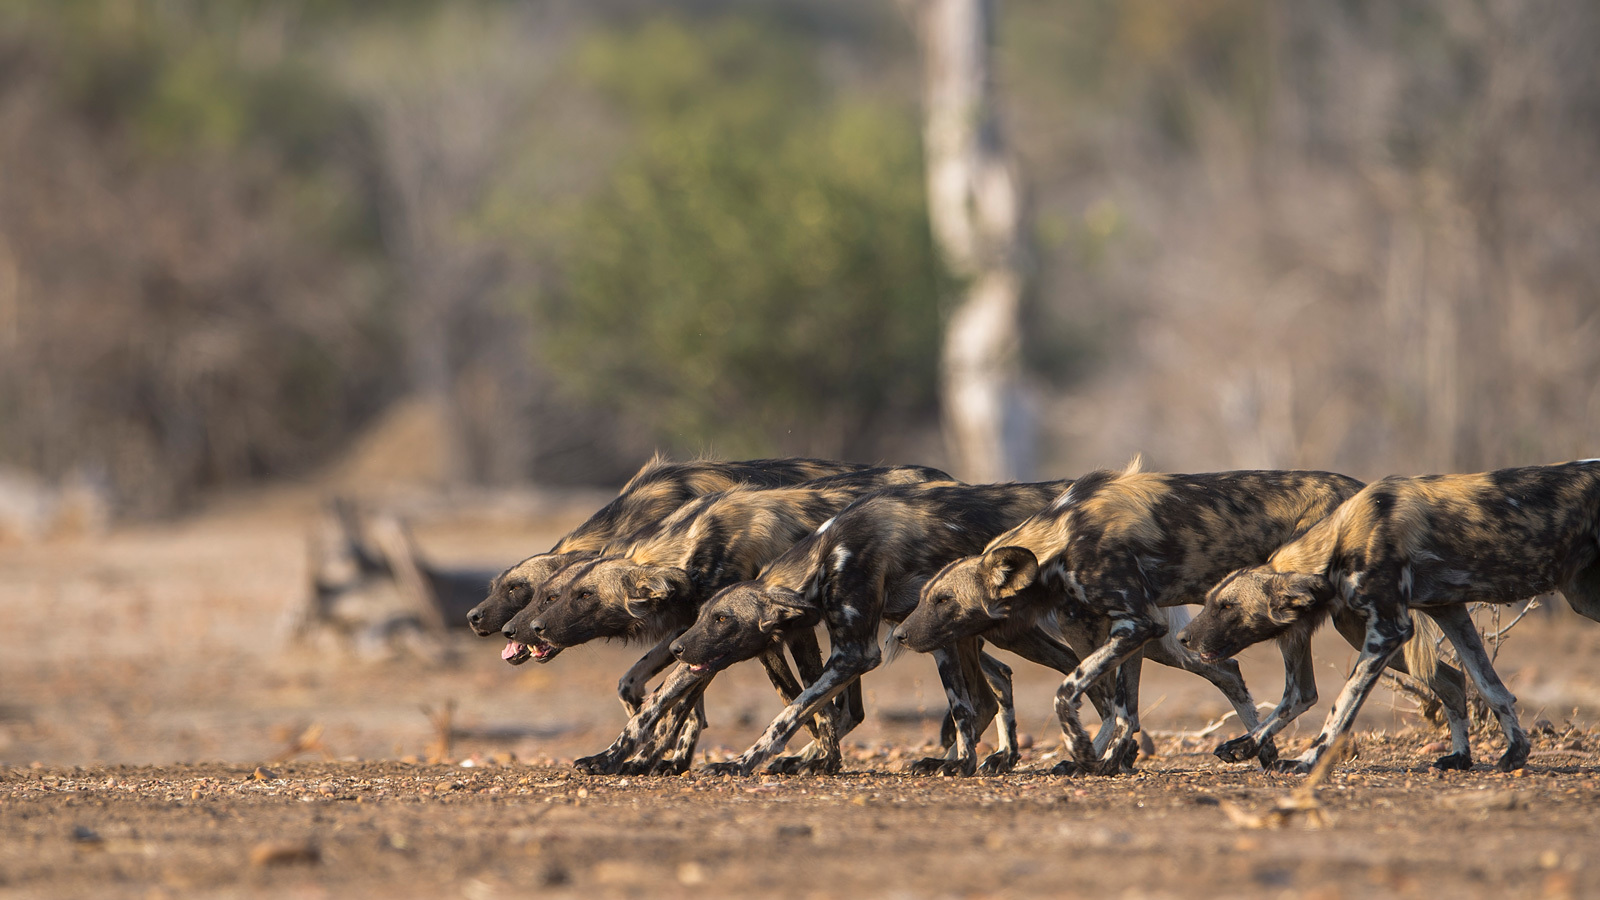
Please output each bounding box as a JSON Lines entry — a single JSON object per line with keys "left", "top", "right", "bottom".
{"left": 502, "top": 641, "right": 526, "bottom": 661}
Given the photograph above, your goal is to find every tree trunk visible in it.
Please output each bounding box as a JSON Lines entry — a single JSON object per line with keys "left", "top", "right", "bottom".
{"left": 914, "top": 0, "right": 1033, "bottom": 482}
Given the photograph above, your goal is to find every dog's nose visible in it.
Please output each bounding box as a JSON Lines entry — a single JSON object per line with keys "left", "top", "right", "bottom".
{"left": 670, "top": 642, "right": 686, "bottom": 658}
{"left": 895, "top": 631, "right": 908, "bottom": 645}
{"left": 501, "top": 622, "right": 517, "bottom": 639}
{"left": 467, "top": 608, "right": 484, "bottom": 630}
{"left": 1177, "top": 631, "right": 1190, "bottom": 648}
{"left": 530, "top": 621, "right": 547, "bottom": 639}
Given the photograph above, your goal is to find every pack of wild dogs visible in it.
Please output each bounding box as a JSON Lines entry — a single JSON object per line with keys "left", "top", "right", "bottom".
{"left": 466, "top": 454, "right": 1600, "bottom": 778}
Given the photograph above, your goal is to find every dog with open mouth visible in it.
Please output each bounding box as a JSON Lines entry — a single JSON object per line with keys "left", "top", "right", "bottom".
{"left": 505, "top": 466, "right": 952, "bottom": 774}
{"left": 468, "top": 455, "right": 880, "bottom": 639}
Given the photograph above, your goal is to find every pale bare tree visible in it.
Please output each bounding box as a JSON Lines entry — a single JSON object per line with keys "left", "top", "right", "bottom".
{"left": 908, "top": 0, "right": 1034, "bottom": 481}
{"left": 331, "top": 6, "right": 559, "bottom": 483}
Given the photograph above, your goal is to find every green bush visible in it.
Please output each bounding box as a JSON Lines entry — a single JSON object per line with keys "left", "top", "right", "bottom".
{"left": 536, "top": 16, "right": 945, "bottom": 457}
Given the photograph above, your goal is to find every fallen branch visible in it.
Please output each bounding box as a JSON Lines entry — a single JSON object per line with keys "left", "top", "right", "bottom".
{"left": 1146, "top": 702, "right": 1277, "bottom": 740}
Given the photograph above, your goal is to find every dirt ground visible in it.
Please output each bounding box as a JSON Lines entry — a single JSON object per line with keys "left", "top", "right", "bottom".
{"left": 5, "top": 488, "right": 1600, "bottom": 899}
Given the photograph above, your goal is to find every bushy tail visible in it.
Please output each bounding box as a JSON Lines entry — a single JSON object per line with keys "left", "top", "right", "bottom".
{"left": 1404, "top": 610, "right": 1442, "bottom": 686}
{"left": 1152, "top": 605, "right": 1193, "bottom": 659}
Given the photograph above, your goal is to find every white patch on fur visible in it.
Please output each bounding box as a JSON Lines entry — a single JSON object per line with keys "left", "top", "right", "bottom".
{"left": 1061, "top": 569, "right": 1087, "bottom": 602}
{"left": 1040, "top": 560, "right": 1067, "bottom": 588}
{"left": 944, "top": 522, "right": 964, "bottom": 532}
{"left": 1508, "top": 497, "right": 1521, "bottom": 508}
{"left": 1338, "top": 572, "right": 1361, "bottom": 602}
{"left": 1039, "top": 608, "right": 1062, "bottom": 632}
{"left": 1577, "top": 458, "right": 1600, "bottom": 464}
{"left": 832, "top": 545, "right": 852, "bottom": 573}
{"left": 816, "top": 516, "right": 837, "bottom": 534}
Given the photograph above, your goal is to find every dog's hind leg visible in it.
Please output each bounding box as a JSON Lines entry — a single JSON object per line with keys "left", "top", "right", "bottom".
{"left": 1426, "top": 604, "right": 1529, "bottom": 772}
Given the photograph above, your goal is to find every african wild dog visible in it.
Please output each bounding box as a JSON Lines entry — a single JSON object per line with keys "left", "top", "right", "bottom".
{"left": 662, "top": 480, "right": 1120, "bottom": 778}
{"left": 508, "top": 467, "right": 951, "bottom": 773}
{"left": 1180, "top": 459, "right": 1600, "bottom": 774}
{"left": 896, "top": 461, "right": 1365, "bottom": 775}
{"left": 1180, "top": 598, "right": 1471, "bottom": 771}
{"left": 468, "top": 455, "right": 875, "bottom": 640}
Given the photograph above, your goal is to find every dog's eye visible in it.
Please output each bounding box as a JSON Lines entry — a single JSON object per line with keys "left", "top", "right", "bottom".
{"left": 715, "top": 615, "right": 727, "bottom": 623}
{"left": 579, "top": 590, "right": 594, "bottom": 601}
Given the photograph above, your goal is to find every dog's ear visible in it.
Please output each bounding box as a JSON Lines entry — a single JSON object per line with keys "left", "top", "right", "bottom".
{"left": 756, "top": 588, "right": 812, "bottom": 635}
{"left": 1267, "top": 572, "right": 1334, "bottom": 617}
{"left": 976, "top": 546, "right": 1040, "bottom": 616}
{"left": 622, "top": 565, "right": 689, "bottom": 618}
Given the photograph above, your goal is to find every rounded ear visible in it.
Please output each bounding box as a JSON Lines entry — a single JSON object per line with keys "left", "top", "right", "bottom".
{"left": 1269, "top": 572, "right": 1334, "bottom": 614}
{"left": 980, "top": 546, "right": 1040, "bottom": 601}
{"left": 623, "top": 565, "right": 682, "bottom": 602}
{"left": 621, "top": 565, "right": 687, "bottom": 619}
{"left": 757, "top": 589, "right": 810, "bottom": 635}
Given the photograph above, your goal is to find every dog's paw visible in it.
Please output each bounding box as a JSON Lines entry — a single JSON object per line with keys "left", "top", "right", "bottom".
{"left": 790, "top": 756, "right": 842, "bottom": 776}
{"left": 978, "top": 751, "right": 1019, "bottom": 776}
{"left": 1268, "top": 758, "right": 1314, "bottom": 775}
{"left": 573, "top": 753, "right": 622, "bottom": 775}
{"left": 614, "top": 757, "right": 657, "bottom": 777}
{"left": 703, "top": 760, "right": 751, "bottom": 777}
{"left": 1213, "top": 734, "right": 1259, "bottom": 763}
{"left": 1495, "top": 743, "right": 1530, "bottom": 773}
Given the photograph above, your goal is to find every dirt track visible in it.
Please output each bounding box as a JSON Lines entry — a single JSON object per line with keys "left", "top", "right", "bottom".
{"left": 6, "top": 748, "right": 1600, "bottom": 900}
{"left": 4, "top": 493, "right": 1600, "bottom": 898}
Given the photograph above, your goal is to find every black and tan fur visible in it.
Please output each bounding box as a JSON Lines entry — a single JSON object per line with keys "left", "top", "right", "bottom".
{"left": 508, "top": 468, "right": 949, "bottom": 773}
{"left": 897, "top": 461, "right": 1365, "bottom": 774}
{"left": 468, "top": 455, "right": 876, "bottom": 638}
{"left": 1177, "top": 591, "right": 1470, "bottom": 771}
{"left": 659, "top": 480, "right": 1107, "bottom": 777}
{"left": 1180, "top": 459, "right": 1600, "bottom": 773}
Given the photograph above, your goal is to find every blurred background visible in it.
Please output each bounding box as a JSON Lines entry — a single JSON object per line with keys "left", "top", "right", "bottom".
{"left": 3, "top": 0, "right": 1600, "bottom": 771}
{"left": 2, "top": 0, "right": 1597, "bottom": 529}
